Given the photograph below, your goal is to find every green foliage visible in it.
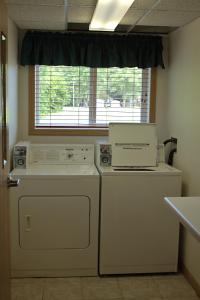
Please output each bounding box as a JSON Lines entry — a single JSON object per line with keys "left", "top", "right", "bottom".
{"left": 38, "top": 66, "right": 90, "bottom": 116}
{"left": 97, "top": 68, "right": 142, "bottom": 106}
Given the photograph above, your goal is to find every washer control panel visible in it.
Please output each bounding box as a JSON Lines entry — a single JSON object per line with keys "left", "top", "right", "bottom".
{"left": 30, "top": 144, "right": 94, "bottom": 165}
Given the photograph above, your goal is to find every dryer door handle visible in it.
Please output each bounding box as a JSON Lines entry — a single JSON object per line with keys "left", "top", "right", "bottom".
{"left": 25, "top": 215, "right": 32, "bottom": 231}
{"left": 7, "top": 176, "right": 20, "bottom": 188}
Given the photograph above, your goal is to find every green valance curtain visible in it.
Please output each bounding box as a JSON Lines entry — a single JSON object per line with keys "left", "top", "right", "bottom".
{"left": 20, "top": 31, "right": 164, "bottom": 69}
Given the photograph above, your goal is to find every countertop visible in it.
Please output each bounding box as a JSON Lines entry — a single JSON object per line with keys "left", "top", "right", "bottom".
{"left": 164, "top": 197, "right": 200, "bottom": 242}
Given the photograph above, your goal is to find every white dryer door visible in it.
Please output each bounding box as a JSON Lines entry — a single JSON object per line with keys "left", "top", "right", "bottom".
{"left": 19, "top": 196, "right": 90, "bottom": 250}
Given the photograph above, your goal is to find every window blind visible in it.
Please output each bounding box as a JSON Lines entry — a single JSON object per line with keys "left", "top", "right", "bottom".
{"left": 34, "top": 65, "right": 151, "bottom": 128}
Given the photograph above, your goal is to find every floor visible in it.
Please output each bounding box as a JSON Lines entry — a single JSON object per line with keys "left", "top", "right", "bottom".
{"left": 11, "top": 273, "right": 200, "bottom": 300}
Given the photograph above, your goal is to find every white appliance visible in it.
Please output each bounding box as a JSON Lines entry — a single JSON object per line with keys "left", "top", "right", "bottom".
{"left": 9, "top": 144, "right": 99, "bottom": 277}
{"left": 109, "top": 123, "right": 158, "bottom": 167}
{"left": 97, "top": 162, "right": 182, "bottom": 275}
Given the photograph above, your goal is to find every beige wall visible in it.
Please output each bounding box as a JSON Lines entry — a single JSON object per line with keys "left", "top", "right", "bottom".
{"left": 155, "top": 36, "right": 169, "bottom": 142}
{"left": 168, "top": 17, "right": 200, "bottom": 285}
{"left": 8, "top": 18, "right": 18, "bottom": 163}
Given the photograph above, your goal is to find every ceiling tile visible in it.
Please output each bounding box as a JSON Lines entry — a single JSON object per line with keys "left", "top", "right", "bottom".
{"left": 16, "top": 20, "right": 65, "bottom": 30}
{"left": 130, "top": 0, "right": 157, "bottom": 9}
{"left": 138, "top": 10, "right": 200, "bottom": 27}
{"left": 6, "top": 0, "right": 200, "bottom": 32}
{"left": 133, "top": 25, "right": 177, "bottom": 34}
{"left": 120, "top": 9, "right": 146, "bottom": 25}
{"left": 68, "top": 0, "right": 97, "bottom": 5}
{"left": 155, "top": 0, "right": 200, "bottom": 11}
{"left": 7, "top": 4, "right": 65, "bottom": 22}
{"left": 5, "top": 0, "right": 64, "bottom": 5}
{"left": 68, "top": 6, "right": 95, "bottom": 23}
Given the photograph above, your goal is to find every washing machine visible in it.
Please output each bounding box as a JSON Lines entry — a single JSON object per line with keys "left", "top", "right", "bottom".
{"left": 9, "top": 144, "right": 99, "bottom": 277}
{"left": 97, "top": 162, "right": 182, "bottom": 275}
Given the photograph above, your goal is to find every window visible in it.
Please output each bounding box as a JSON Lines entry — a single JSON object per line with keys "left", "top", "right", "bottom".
{"left": 29, "top": 66, "right": 156, "bottom": 136}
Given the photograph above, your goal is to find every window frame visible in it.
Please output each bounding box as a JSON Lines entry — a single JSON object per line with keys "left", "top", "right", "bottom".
{"left": 29, "top": 66, "right": 156, "bottom": 136}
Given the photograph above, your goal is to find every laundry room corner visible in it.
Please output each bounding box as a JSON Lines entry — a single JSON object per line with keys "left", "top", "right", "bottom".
{"left": 2, "top": 1, "right": 200, "bottom": 299}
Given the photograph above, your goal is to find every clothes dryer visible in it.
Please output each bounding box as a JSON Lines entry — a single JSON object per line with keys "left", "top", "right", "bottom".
{"left": 9, "top": 144, "right": 99, "bottom": 277}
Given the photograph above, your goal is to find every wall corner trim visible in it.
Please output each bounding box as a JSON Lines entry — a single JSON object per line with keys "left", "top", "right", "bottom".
{"left": 182, "top": 264, "right": 200, "bottom": 297}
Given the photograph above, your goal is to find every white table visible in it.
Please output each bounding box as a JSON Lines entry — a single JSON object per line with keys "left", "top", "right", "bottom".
{"left": 164, "top": 197, "right": 200, "bottom": 242}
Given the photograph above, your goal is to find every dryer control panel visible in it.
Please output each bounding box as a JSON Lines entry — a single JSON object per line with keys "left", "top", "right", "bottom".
{"left": 29, "top": 144, "right": 95, "bottom": 165}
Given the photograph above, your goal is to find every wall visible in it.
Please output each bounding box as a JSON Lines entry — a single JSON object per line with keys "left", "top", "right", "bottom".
{"left": 8, "top": 18, "right": 18, "bottom": 163}
{"left": 167, "top": 17, "right": 200, "bottom": 286}
{"left": 155, "top": 36, "right": 169, "bottom": 143}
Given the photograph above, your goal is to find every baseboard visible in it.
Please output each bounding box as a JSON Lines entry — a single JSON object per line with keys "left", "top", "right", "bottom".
{"left": 182, "top": 264, "right": 200, "bottom": 297}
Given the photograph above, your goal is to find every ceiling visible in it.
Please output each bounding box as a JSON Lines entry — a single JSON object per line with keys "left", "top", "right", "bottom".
{"left": 5, "top": 0, "right": 200, "bottom": 34}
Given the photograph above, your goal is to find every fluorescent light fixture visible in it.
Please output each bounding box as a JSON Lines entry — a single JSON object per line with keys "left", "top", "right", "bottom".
{"left": 89, "top": 0, "right": 135, "bottom": 31}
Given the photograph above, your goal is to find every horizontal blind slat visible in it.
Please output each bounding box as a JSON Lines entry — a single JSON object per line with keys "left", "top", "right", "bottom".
{"left": 34, "top": 65, "right": 151, "bottom": 128}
